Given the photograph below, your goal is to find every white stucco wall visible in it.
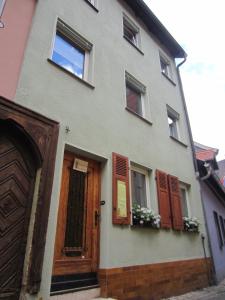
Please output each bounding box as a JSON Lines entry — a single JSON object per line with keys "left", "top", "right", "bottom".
{"left": 14, "top": 0, "right": 209, "bottom": 298}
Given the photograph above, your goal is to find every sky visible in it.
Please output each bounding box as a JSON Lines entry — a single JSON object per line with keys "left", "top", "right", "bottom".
{"left": 144, "top": 0, "right": 225, "bottom": 160}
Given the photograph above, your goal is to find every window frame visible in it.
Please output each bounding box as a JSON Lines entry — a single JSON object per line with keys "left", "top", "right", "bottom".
{"left": 167, "top": 105, "right": 180, "bottom": 140}
{"left": 50, "top": 19, "right": 93, "bottom": 84}
{"left": 130, "top": 164, "right": 151, "bottom": 209}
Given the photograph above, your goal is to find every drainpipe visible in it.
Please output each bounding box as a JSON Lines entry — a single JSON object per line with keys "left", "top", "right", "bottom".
{"left": 198, "top": 163, "right": 216, "bottom": 285}
{"left": 176, "top": 58, "right": 214, "bottom": 285}
{"left": 176, "top": 56, "right": 199, "bottom": 174}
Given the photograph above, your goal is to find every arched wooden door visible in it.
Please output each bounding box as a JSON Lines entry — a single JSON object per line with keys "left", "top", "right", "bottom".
{"left": 0, "top": 124, "right": 37, "bottom": 299}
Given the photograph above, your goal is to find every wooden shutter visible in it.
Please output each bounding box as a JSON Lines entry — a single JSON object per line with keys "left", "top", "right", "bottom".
{"left": 168, "top": 175, "right": 183, "bottom": 230}
{"left": 156, "top": 170, "right": 172, "bottom": 228}
{"left": 112, "top": 152, "right": 130, "bottom": 225}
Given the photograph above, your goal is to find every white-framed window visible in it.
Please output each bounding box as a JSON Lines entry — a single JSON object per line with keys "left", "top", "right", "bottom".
{"left": 160, "top": 54, "right": 172, "bottom": 79}
{"left": 86, "top": 0, "right": 98, "bottom": 9}
{"left": 51, "top": 19, "right": 92, "bottom": 81}
{"left": 125, "top": 71, "right": 147, "bottom": 118}
{"left": 123, "top": 14, "right": 140, "bottom": 48}
{"left": 0, "top": 0, "right": 6, "bottom": 28}
{"left": 167, "top": 105, "right": 180, "bottom": 139}
{"left": 179, "top": 182, "right": 190, "bottom": 218}
{"left": 130, "top": 165, "right": 150, "bottom": 209}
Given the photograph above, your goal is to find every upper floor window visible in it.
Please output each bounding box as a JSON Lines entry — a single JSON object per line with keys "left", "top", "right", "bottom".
{"left": 53, "top": 34, "right": 85, "bottom": 79}
{"left": 167, "top": 105, "right": 180, "bottom": 140}
{"left": 126, "top": 85, "right": 142, "bottom": 116}
{"left": 123, "top": 14, "right": 140, "bottom": 50}
{"left": 125, "top": 72, "right": 146, "bottom": 118}
{"left": 160, "top": 57, "right": 170, "bottom": 76}
{"left": 159, "top": 54, "right": 175, "bottom": 83}
{"left": 51, "top": 19, "right": 92, "bottom": 82}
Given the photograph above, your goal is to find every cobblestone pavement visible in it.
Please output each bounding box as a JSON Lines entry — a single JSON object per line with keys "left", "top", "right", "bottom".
{"left": 164, "top": 279, "right": 225, "bottom": 300}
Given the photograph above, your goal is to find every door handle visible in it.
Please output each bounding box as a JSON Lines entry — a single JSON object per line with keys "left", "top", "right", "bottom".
{"left": 95, "top": 210, "right": 100, "bottom": 226}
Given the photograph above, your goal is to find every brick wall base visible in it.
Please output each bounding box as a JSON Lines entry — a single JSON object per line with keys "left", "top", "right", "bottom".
{"left": 99, "top": 258, "right": 212, "bottom": 300}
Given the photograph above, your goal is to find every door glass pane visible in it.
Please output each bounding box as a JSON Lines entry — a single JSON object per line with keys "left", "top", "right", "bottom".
{"left": 64, "top": 170, "right": 86, "bottom": 256}
{"left": 131, "top": 170, "right": 147, "bottom": 207}
{"left": 52, "top": 33, "right": 85, "bottom": 78}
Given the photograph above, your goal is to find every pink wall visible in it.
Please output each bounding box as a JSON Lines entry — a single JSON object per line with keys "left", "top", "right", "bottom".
{"left": 0, "top": 0, "right": 36, "bottom": 100}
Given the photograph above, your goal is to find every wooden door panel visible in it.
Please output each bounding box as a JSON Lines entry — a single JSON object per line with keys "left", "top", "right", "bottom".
{"left": 0, "top": 136, "right": 36, "bottom": 299}
{"left": 53, "top": 152, "right": 100, "bottom": 276}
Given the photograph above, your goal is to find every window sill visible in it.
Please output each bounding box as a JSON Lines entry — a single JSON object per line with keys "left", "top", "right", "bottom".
{"left": 48, "top": 59, "right": 95, "bottom": 90}
{"left": 170, "top": 136, "right": 188, "bottom": 148}
{"left": 123, "top": 36, "right": 144, "bottom": 55}
{"left": 125, "top": 107, "right": 152, "bottom": 125}
{"left": 83, "top": 0, "right": 99, "bottom": 12}
{"left": 161, "top": 72, "right": 176, "bottom": 86}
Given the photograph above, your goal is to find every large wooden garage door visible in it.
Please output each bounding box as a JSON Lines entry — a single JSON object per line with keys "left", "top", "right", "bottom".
{"left": 0, "top": 132, "right": 36, "bottom": 299}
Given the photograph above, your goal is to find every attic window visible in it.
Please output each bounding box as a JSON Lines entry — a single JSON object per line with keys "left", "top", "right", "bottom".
{"left": 160, "top": 55, "right": 173, "bottom": 81}
{"left": 123, "top": 14, "right": 140, "bottom": 50}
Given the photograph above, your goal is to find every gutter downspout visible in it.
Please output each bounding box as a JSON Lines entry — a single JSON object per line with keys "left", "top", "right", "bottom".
{"left": 176, "top": 56, "right": 198, "bottom": 173}
{"left": 176, "top": 58, "right": 213, "bottom": 285}
{"left": 199, "top": 162, "right": 216, "bottom": 284}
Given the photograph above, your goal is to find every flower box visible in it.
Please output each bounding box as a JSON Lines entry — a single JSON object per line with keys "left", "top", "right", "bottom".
{"left": 183, "top": 217, "right": 200, "bottom": 233}
{"left": 132, "top": 204, "right": 161, "bottom": 229}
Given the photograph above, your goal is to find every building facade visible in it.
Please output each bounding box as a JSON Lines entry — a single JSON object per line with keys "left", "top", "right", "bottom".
{"left": 0, "top": 0, "right": 211, "bottom": 299}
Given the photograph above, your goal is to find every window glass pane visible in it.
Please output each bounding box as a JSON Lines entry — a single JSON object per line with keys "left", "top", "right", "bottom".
{"left": 214, "top": 211, "right": 223, "bottom": 248}
{"left": 0, "top": 0, "right": 6, "bottom": 16}
{"left": 168, "top": 115, "right": 178, "bottom": 138}
{"left": 131, "top": 170, "right": 147, "bottom": 207}
{"left": 124, "top": 24, "right": 137, "bottom": 45}
{"left": 160, "top": 60, "right": 168, "bottom": 74}
{"left": 126, "top": 85, "right": 142, "bottom": 116}
{"left": 180, "top": 188, "right": 188, "bottom": 217}
{"left": 52, "top": 34, "right": 85, "bottom": 78}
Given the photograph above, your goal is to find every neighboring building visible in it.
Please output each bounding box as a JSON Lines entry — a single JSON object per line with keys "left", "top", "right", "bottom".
{"left": 0, "top": 1, "right": 211, "bottom": 299}
{"left": 195, "top": 142, "right": 225, "bottom": 284}
{"left": 0, "top": 0, "right": 36, "bottom": 100}
{"left": 218, "top": 159, "right": 225, "bottom": 186}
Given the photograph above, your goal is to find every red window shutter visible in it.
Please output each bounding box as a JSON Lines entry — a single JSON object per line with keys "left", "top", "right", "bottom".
{"left": 168, "top": 175, "right": 183, "bottom": 230}
{"left": 156, "top": 170, "right": 172, "bottom": 228}
{"left": 112, "top": 152, "right": 130, "bottom": 225}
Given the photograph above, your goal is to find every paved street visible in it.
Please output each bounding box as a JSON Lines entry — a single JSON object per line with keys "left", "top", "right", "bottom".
{"left": 165, "top": 279, "right": 225, "bottom": 300}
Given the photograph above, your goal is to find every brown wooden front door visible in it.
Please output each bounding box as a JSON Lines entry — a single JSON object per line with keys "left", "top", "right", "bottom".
{"left": 53, "top": 152, "right": 101, "bottom": 276}
{"left": 0, "top": 131, "right": 36, "bottom": 299}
